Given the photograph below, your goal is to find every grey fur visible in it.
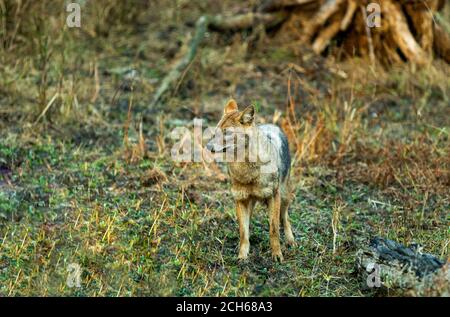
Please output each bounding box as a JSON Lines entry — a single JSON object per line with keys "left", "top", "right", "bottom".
{"left": 258, "top": 124, "right": 291, "bottom": 180}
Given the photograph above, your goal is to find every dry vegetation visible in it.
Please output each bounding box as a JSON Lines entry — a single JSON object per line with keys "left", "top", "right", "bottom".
{"left": 0, "top": 0, "right": 449, "bottom": 296}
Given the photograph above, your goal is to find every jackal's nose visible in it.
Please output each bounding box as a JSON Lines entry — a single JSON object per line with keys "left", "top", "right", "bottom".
{"left": 206, "top": 141, "right": 216, "bottom": 153}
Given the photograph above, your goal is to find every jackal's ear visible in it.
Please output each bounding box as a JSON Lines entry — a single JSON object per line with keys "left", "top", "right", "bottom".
{"left": 239, "top": 105, "right": 255, "bottom": 125}
{"left": 224, "top": 99, "right": 238, "bottom": 114}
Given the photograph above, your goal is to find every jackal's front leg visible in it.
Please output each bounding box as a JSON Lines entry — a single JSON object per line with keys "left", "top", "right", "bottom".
{"left": 269, "top": 191, "right": 283, "bottom": 262}
{"left": 236, "top": 199, "right": 251, "bottom": 260}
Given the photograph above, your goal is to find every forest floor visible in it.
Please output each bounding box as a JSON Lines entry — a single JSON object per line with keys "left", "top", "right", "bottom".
{"left": 0, "top": 1, "right": 449, "bottom": 296}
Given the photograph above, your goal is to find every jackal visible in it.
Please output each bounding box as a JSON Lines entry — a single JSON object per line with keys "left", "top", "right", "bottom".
{"left": 206, "top": 99, "right": 295, "bottom": 262}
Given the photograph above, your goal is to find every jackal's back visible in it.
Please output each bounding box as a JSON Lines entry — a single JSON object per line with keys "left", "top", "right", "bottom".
{"left": 258, "top": 124, "right": 291, "bottom": 180}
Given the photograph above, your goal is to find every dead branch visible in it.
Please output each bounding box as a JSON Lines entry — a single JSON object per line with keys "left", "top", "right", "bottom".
{"left": 150, "top": 16, "right": 208, "bottom": 108}
{"left": 150, "top": 12, "right": 287, "bottom": 107}
{"left": 209, "top": 11, "right": 288, "bottom": 31}
{"left": 259, "top": 0, "right": 316, "bottom": 12}
{"left": 360, "top": 5, "right": 375, "bottom": 65}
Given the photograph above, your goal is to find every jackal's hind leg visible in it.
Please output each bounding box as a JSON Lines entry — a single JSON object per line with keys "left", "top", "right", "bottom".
{"left": 269, "top": 192, "right": 283, "bottom": 262}
{"left": 281, "top": 197, "right": 296, "bottom": 247}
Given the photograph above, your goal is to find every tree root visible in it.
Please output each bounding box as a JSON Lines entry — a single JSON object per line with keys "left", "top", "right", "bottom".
{"left": 151, "top": 0, "right": 449, "bottom": 107}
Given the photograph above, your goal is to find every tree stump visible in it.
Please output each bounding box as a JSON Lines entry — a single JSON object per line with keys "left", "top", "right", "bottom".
{"left": 260, "top": 0, "right": 449, "bottom": 64}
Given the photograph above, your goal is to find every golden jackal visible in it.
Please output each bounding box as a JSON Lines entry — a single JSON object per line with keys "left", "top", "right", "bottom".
{"left": 206, "top": 99, "right": 295, "bottom": 262}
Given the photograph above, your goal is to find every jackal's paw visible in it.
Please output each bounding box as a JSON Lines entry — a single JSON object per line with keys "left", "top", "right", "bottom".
{"left": 237, "top": 255, "right": 249, "bottom": 263}
{"left": 238, "top": 245, "right": 249, "bottom": 260}
{"left": 271, "top": 250, "right": 284, "bottom": 263}
{"left": 286, "top": 237, "right": 297, "bottom": 247}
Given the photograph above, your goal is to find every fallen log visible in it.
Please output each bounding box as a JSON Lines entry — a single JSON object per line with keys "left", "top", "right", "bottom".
{"left": 356, "top": 237, "right": 449, "bottom": 296}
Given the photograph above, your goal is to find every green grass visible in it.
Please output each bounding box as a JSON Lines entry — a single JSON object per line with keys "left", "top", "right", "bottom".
{"left": 0, "top": 118, "right": 447, "bottom": 296}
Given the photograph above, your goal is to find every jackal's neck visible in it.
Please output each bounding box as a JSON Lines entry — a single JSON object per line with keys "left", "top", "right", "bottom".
{"left": 226, "top": 127, "right": 270, "bottom": 184}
